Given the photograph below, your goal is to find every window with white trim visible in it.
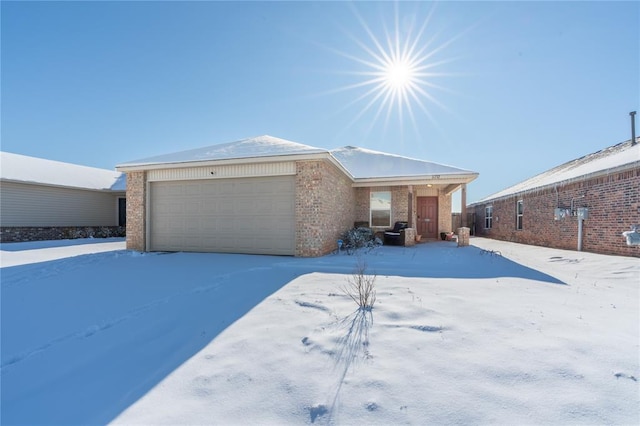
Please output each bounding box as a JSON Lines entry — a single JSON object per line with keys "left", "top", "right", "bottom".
{"left": 370, "top": 191, "right": 391, "bottom": 227}
{"left": 485, "top": 205, "right": 493, "bottom": 229}
{"left": 516, "top": 200, "right": 524, "bottom": 230}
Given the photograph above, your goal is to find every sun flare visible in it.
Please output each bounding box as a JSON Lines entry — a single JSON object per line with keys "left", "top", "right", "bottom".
{"left": 384, "top": 59, "right": 415, "bottom": 91}
{"left": 321, "top": 2, "right": 466, "bottom": 139}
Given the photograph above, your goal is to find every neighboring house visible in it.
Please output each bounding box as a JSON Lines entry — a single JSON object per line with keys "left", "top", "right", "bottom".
{"left": 116, "top": 135, "right": 478, "bottom": 257}
{"left": 468, "top": 138, "right": 640, "bottom": 257}
{"left": 0, "top": 152, "right": 126, "bottom": 242}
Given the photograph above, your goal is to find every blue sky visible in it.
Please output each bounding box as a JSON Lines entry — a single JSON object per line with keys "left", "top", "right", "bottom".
{"left": 2, "top": 1, "right": 638, "bottom": 209}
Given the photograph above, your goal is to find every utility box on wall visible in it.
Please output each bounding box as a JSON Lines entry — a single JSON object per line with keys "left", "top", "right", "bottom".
{"left": 554, "top": 208, "right": 570, "bottom": 220}
{"left": 576, "top": 207, "right": 589, "bottom": 220}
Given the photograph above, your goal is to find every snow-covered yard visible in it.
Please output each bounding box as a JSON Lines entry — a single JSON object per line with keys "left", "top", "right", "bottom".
{"left": 1, "top": 238, "right": 638, "bottom": 425}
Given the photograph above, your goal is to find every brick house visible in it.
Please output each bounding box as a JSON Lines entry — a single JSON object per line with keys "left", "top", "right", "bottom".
{"left": 0, "top": 152, "right": 126, "bottom": 242}
{"left": 468, "top": 139, "right": 640, "bottom": 257}
{"left": 116, "top": 135, "right": 478, "bottom": 257}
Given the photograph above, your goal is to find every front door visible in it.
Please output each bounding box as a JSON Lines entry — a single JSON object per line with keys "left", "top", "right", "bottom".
{"left": 417, "top": 197, "right": 438, "bottom": 239}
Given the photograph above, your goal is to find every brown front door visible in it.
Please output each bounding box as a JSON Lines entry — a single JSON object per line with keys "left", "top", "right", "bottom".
{"left": 417, "top": 197, "right": 438, "bottom": 239}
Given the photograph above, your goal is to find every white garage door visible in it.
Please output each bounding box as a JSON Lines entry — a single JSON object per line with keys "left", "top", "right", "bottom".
{"left": 149, "top": 176, "right": 295, "bottom": 255}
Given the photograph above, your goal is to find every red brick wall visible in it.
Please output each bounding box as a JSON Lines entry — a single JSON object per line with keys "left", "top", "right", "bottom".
{"left": 471, "top": 167, "right": 640, "bottom": 257}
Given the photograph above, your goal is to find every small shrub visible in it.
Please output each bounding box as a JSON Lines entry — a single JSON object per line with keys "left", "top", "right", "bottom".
{"left": 342, "top": 259, "right": 376, "bottom": 310}
{"left": 341, "top": 227, "right": 381, "bottom": 254}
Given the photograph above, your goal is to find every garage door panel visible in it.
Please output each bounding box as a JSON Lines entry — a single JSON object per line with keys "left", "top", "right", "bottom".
{"left": 150, "top": 176, "right": 295, "bottom": 255}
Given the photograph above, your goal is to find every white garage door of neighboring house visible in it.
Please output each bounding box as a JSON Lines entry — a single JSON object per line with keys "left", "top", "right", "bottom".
{"left": 149, "top": 176, "right": 295, "bottom": 255}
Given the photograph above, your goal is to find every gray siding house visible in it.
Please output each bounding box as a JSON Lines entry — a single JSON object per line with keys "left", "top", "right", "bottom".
{"left": 0, "top": 152, "right": 126, "bottom": 242}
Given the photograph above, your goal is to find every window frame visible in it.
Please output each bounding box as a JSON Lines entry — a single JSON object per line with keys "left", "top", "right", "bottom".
{"left": 370, "top": 190, "right": 392, "bottom": 227}
{"left": 516, "top": 199, "right": 524, "bottom": 230}
{"left": 485, "top": 205, "right": 493, "bottom": 229}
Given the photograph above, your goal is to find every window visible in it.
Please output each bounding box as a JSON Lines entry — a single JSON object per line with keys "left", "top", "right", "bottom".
{"left": 516, "top": 200, "right": 523, "bottom": 230}
{"left": 485, "top": 205, "right": 493, "bottom": 229}
{"left": 370, "top": 191, "right": 391, "bottom": 227}
{"left": 118, "top": 197, "right": 127, "bottom": 227}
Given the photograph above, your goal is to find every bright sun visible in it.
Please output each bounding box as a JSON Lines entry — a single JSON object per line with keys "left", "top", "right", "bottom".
{"left": 384, "top": 59, "right": 415, "bottom": 91}
{"left": 322, "top": 2, "right": 465, "bottom": 138}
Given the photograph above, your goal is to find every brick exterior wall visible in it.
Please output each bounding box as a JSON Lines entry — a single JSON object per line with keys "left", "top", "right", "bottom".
{"left": 355, "top": 185, "right": 453, "bottom": 238}
{"left": 438, "top": 190, "right": 453, "bottom": 233}
{"left": 471, "top": 167, "right": 640, "bottom": 257}
{"left": 126, "top": 171, "right": 146, "bottom": 251}
{"left": 354, "top": 187, "right": 370, "bottom": 223}
{"left": 354, "top": 186, "right": 409, "bottom": 232}
{"left": 124, "top": 163, "right": 459, "bottom": 256}
{"left": 295, "top": 160, "right": 355, "bottom": 257}
{"left": 391, "top": 187, "right": 409, "bottom": 225}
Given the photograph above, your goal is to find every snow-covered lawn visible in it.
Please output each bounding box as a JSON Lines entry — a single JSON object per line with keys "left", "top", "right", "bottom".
{"left": 1, "top": 238, "right": 638, "bottom": 425}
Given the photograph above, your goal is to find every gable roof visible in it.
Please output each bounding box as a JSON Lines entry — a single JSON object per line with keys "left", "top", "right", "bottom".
{"left": 116, "top": 135, "right": 479, "bottom": 186}
{"left": 0, "top": 151, "right": 125, "bottom": 191}
{"left": 475, "top": 139, "right": 640, "bottom": 203}
{"left": 117, "top": 135, "right": 328, "bottom": 168}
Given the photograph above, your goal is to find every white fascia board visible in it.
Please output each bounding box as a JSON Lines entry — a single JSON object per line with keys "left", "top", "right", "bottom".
{"left": 351, "top": 173, "right": 478, "bottom": 187}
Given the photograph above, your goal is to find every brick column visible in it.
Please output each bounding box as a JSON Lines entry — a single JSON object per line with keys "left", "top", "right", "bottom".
{"left": 403, "top": 228, "right": 416, "bottom": 246}
{"left": 126, "top": 171, "right": 146, "bottom": 251}
{"left": 457, "top": 227, "right": 470, "bottom": 247}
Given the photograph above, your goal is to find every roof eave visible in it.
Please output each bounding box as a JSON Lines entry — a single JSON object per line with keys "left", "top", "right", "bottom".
{"left": 351, "top": 173, "right": 478, "bottom": 187}
{"left": 0, "top": 178, "right": 126, "bottom": 193}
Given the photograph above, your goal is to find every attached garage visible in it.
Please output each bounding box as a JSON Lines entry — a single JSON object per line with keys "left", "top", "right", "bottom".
{"left": 149, "top": 176, "right": 295, "bottom": 255}
{"left": 117, "top": 135, "right": 478, "bottom": 257}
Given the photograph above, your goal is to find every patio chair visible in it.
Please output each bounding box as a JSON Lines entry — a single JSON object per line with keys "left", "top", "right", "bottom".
{"left": 383, "top": 221, "right": 409, "bottom": 245}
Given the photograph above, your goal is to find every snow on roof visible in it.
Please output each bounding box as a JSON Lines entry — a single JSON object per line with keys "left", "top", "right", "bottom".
{"left": 330, "top": 146, "right": 478, "bottom": 179}
{"left": 117, "top": 135, "right": 478, "bottom": 182}
{"left": 117, "top": 135, "right": 328, "bottom": 167}
{"left": 477, "top": 139, "right": 640, "bottom": 203}
{"left": 1, "top": 152, "right": 125, "bottom": 191}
